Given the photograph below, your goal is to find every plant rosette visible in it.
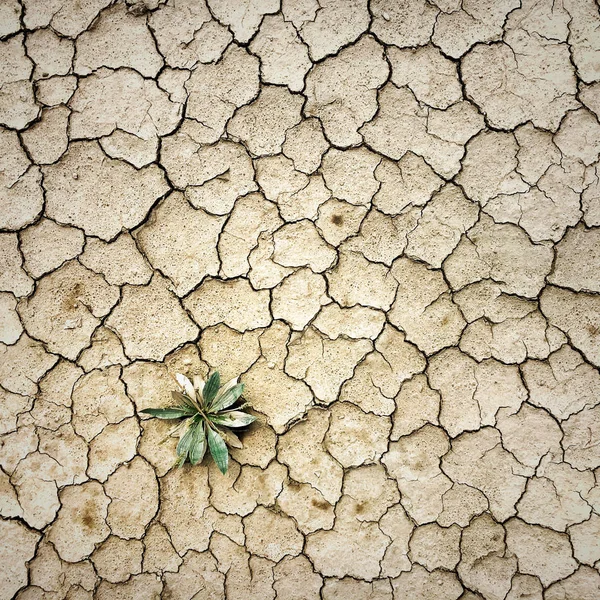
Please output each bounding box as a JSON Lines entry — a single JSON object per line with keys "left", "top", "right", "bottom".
{"left": 141, "top": 372, "right": 256, "bottom": 474}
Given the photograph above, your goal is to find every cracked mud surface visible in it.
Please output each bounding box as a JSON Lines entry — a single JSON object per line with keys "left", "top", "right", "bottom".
{"left": 1, "top": 0, "right": 600, "bottom": 598}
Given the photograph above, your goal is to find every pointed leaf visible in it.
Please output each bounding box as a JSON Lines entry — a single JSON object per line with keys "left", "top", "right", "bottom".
{"left": 219, "top": 427, "right": 243, "bottom": 449}
{"left": 141, "top": 407, "right": 194, "bottom": 419}
{"left": 175, "top": 373, "right": 195, "bottom": 398}
{"left": 175, "top": 418, "right": 196, "bottom": 465}
{"left": 210, "top": 410, "right": 256, "bottom": 428}
{"left": 210, "top": 383, "right": 244, "bottom": 412}
{"left": 203, "top": 372, "right": 220, "bottom": 406}
{"left": 207, "top": 426, "right": 229, "bottom": 474}
{"left": 211, "top": 376, "right": 238, "bottom": 404}
{"left": 189, "top": 422, "right": 207, "bottom": 465}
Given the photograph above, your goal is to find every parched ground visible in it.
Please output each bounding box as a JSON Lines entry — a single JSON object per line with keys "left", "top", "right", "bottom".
{"left": 1, "top": 0, "right": 600, "bottom": 598}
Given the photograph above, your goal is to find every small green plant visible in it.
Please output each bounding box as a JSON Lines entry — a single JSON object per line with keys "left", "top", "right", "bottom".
{"left": 141, "top": 372, "right": 255, "bottom": 474}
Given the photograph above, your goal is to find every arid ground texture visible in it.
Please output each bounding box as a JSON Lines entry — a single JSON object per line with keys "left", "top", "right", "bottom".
{"left": 1, "top": 0, "right": 600, "bottom": 598}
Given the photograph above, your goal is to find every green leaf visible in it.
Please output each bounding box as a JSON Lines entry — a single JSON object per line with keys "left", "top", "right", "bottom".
{"left": 210, "top": 410, "right": 256, "bottom": 428}
{"left": 212, "top": 376, "right": 239, "bottom": 402}
{"left": 203, "top": 372, "right": 221, "bottom": 407}
{"left": 210, "top": 383, "right": 244, "bottom": 412}
{"left": 141, "top": 407, "right": 194, "bottom": 419}
{"left": 175, "top": 418, "right": 196, "bottom": 466}
{"left": 207, "top": 426, "right": 229, "bottom": 474}
{"left": 189, "top": 422, "right": 207, "bottom": 465}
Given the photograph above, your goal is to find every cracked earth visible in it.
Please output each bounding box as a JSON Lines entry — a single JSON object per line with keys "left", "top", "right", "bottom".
{"left": 1, "top": 0, "right": 600, "bottom": 598}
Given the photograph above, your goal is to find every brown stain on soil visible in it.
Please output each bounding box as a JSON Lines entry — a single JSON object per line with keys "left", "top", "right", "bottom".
{"left": 80, "top": 506, "right": 95, "bottom": 530}
{"left": 311, "top": 498, "right": 331, "bottom": 510}
{"left": 354, "top": 502, "right": 366, "bottom": 515}
{"left": 62, "top": 283, "right": 83, "bottom": 311}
